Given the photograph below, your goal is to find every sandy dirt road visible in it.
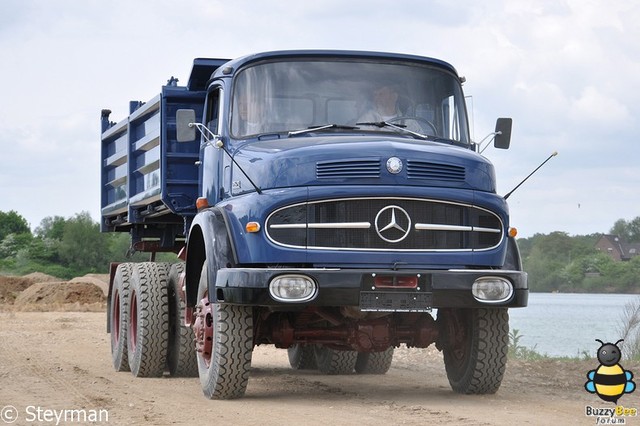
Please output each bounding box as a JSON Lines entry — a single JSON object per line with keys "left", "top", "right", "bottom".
{"left": 0, "top": 311, "right": 637, "bottom": 426}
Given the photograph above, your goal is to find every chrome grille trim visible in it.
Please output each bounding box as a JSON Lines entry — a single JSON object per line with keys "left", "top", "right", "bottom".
{"left": 265, "top": 197, "right": 504, "bottom": 252}
{"left": 270, "top": 222, "right": 372, "bottom": 229}
{"left": 414, "top": 224, "right": 501, "bottom": 233}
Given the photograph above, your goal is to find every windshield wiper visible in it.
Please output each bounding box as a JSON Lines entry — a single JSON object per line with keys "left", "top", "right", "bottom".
{"left": 356, "top": 121, "right": 432, "bottom": 140}
{"left": 288, "top": 124, "right": 360, "bottom": 137}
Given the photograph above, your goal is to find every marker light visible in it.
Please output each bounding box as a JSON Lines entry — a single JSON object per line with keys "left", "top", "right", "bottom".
{"left": 472, "top": 277, "right": 513, "bottom": 303}
{"left": 508, "top": 227, "right": 518, "bottom": 238}
{"left": 246, "top": 222, "right": 261, "bottom": 233}
{"left": 196, "top": 197, "right": 209, "bottom": 210}
{"left": 269, "top": 275, "right": 317, "bottom": 302}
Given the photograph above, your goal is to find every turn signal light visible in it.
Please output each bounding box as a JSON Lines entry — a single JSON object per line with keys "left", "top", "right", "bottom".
{"left": 508, "top": 227, "right": 518, "bottom": 238}
{"left": 196, "top": 197, "right": 209, "bottom": 210}
{"left": 246, "top": 222, "right": 261, "bottom": 233}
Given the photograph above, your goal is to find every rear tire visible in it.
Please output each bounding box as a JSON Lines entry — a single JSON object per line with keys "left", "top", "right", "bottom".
{"left": 127, "top": 262, "right": 170, "bottom": 377}
{"left": 440, "top": 308, "right": 509, "bottom": 394}
{"left": 167, "top": 263, "right": 198, "bottom": 377}
{"left": 287, "top": 344, "right": 317, "bottom": 370}
{"left": 110, "top": 263, "right": 133, "bottom": 372}
{"left": 355, "top": 347, "right": 394, "bottom": 374}
{"left": 195, "top": 265, "right": 253, "bottom": 399}
{"left": 314, "top": 346, "right": 357, "bottom": 375}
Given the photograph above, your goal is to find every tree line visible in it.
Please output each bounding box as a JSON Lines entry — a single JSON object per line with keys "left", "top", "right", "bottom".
{"left": 0, "top": 210, "right": 168, "bottom": 279}
{"left": 1, "top": 209, "right": 639, "bottom": 292}
{"left": 518, "top": 217, "right": 640, "bottom": 293}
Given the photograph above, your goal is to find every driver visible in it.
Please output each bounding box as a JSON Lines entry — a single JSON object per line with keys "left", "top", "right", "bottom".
{"left": 358, "top": 83, "right": 424, "bottom": 134}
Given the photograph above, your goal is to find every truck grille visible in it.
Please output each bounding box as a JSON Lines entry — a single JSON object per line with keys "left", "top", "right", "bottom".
{"left": 265, "top": 197, "right": 503, "bottom": 251}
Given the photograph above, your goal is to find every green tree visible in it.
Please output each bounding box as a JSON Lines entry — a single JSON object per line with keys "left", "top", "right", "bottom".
{"left": 35, "top": 215, "right": 66, "bottom": 240}
{"left": 0, "top": 210, "right": 31, "bottom": 241}
{"left": 610, "top": 216, "right": 640, "bottom": 243}
{"left": 58, "top": 211, "right": 110, "bottom": 273}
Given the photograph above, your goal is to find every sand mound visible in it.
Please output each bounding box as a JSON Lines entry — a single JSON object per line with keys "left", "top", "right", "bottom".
{"left": 70, "top": 274, "right": 110, "bottom": 296}
{"left": 14, "top": 281, "right": 106, "bottom": 306}
{"left": 22, "top": 272, "right": 61, "bottom": 283}
{"left": 0, "top": 276, "right": 35, "bottom": 304}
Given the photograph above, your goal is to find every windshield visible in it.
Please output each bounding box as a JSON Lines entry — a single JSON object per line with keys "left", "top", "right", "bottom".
{"left": 230, "top": 58, "right": 469, "bottom": 144}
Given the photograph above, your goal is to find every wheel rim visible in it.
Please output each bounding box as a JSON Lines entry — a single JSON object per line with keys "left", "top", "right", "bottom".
{"left": 111, "top": 289, "right": 121, "bottom": 348}
{"left": 128, "top": 290, "right": 138, "bottom": 352}
{"left": 194, "top": 293, "right": 214, "bottom": 368}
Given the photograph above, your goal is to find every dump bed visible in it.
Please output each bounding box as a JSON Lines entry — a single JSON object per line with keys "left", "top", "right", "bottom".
{"left": 100, "top": 58, "right": 228, "bottom": 240}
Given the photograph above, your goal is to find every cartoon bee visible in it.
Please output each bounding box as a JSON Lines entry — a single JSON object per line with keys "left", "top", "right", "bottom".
{"left": 585, "top": 339, "right": 636, "bottom": 404}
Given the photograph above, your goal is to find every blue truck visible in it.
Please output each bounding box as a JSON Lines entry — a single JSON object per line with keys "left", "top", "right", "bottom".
{"left": 101, "top": 50, "right": 527, "bottom": 400}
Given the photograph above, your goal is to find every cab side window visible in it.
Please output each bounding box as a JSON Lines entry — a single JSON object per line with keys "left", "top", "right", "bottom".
{"left": 206, "top": 87, "right": 222, "bottom": 134}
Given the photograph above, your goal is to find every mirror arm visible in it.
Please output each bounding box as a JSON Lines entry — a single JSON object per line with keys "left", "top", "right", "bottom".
{"left": 477, "top": 131, "right": 502, "bottom": 154}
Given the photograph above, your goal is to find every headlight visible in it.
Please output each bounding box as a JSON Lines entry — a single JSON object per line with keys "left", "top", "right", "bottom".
{"left": 472, "top": 277, "right": 513, "bottom": 303}
{"left": 269, "top": 275, "right": 317, "bottom": 302}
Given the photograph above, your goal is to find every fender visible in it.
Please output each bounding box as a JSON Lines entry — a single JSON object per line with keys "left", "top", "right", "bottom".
{"left": 184, "top": 208, "right": 237, "bottom": 308}
{"left": 503, "top": 236, "right": 523, "bottom": 271}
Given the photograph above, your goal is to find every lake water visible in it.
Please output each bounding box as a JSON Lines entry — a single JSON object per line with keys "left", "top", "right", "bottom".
{"left": 508, "top": 293, "right": 639, "bottom": 358}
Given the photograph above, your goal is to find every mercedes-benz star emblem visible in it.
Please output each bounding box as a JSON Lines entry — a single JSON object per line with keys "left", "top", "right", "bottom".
{"left": 386, "top": 157, "right": 403, "bottom": 174}
{"left": 375, "top": 205, "right": 412, "bottom": 243}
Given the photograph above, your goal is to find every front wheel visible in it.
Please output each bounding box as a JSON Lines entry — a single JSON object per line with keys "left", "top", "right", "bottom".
{"left": 440, "top": 308, "right": 509, "bottom": 394}
{"left": 194, "top": 265, "right": 253, "bottom": 399}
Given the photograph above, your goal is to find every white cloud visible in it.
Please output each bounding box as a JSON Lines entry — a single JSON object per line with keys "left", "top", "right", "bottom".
{"left": 0, "top": 0, "right": 638, "bottom": 237}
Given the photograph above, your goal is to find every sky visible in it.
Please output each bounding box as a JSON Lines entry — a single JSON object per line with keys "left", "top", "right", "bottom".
{"left": 0, "top": 0, "right": 638, "bottom": 238}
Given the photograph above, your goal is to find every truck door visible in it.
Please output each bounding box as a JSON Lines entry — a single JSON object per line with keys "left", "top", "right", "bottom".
{"left": 201, "top": 84, "right": 225, "bottom": 204}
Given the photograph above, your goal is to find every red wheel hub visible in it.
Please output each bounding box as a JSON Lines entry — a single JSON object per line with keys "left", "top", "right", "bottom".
{"left": 194, "top": 294, "right": 213, "bottom": 367}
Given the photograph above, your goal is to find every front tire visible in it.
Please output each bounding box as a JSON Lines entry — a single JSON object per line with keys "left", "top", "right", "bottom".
{"left": 440, "top": 308, "right": 509, "bottom": 394}
{"left": 195, "top": 265, "right": 253, "bottom": 399}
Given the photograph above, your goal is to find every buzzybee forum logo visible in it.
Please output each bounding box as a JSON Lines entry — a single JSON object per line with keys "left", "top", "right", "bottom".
{"left": 585, "top": 339, "right": 636, "bottom": 403}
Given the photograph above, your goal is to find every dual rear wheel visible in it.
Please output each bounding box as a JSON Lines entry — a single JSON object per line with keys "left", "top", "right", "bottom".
{"left": 108, "top": 262, "right": 198, "bottom": 378}
{"left": 287, "top": 345, "right": 394, "bottom": 375}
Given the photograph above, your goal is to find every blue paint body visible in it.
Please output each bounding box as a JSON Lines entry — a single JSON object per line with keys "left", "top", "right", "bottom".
{"left": 100, "top": 50, "right": 527, "bottom": 310}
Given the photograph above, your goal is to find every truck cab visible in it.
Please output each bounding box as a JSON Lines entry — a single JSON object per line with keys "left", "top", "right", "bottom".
{"left": 102, "top": 50, "right": 527, "bottom": 400}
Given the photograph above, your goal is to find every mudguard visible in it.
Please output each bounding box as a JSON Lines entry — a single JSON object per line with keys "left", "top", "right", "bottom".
{"left": 184, "top": 208, "right": 236, "bottom": 308}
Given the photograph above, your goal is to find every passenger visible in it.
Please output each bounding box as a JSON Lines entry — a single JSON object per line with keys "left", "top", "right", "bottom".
{"left": 235, "top": 97, "right": 264, "bottom": 136}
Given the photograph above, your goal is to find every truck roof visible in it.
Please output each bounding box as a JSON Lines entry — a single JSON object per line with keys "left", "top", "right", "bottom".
{"left": 187, "top": 50, "right": 460, "bottom": 91}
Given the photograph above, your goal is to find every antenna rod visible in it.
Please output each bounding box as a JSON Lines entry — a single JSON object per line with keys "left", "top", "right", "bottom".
{"left": 504, "top": 151, "right": 558, "bottom": 200}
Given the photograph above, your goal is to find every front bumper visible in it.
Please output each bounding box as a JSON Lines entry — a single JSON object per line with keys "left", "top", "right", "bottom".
{"left": 214, "top": 267, "right": 527, "bottom": 309}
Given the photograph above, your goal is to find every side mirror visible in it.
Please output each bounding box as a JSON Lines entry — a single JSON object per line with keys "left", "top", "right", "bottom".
{"left": 494, "top": 118, "right": 512, "bottom": 149}
{"left": 176, "top": 109, "right": 196, "bottom": 142}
